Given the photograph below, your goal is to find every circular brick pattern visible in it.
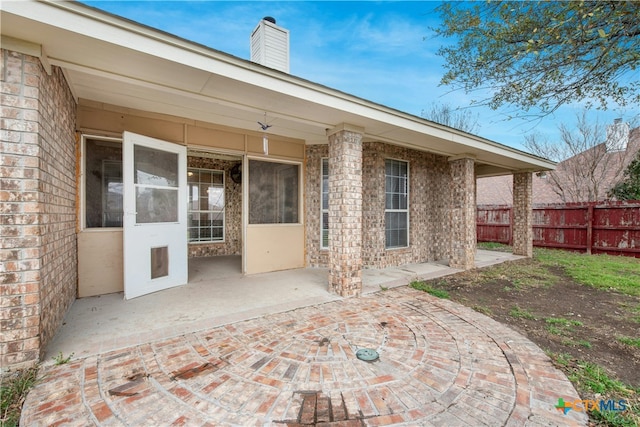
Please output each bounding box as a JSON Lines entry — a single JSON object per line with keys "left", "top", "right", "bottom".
{"left": 21, "top": 287, "right": 587, "bottom": 426}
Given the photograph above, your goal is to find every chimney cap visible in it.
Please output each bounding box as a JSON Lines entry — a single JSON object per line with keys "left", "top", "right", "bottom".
{"left": 263, "top": 16, "right": 276, "bottom": 24}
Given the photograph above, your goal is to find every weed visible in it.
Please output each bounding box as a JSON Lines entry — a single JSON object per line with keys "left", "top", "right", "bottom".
{"left": 52, "top": 352, "right": 74, "bottom": 366}
{"left": 379, "top": 285, "right": 389, "bottom": 291}
{"left": 0, "top": 367, "right": 39, "bottom": 427}
{"left": 510, "top": 306, "right": 536, "bottom": 320}
{"left": 545, "top": 317, "right": 583, "bottom": 327}
{"left": 570, "top": 363, "right": 632, "bottom": 395}
{"left": 473, "top": 305, "right": 492, "bottom": 315}
{"left": 562, "top": 339, "right": 593, "bottom": 348}
{"left": 548, "top": 353, "right": 640, "bottom": 427}
{"left": 409, "top": 281, "right": 449, "bottom": 299}
{"left": 577, "top": 340, "right": 592, "bottom": 349}
{"left": 427, "top": 288, "right": 450, "bottom": 299}
{"left": 589, "top": 408, "right": 638, "bottom": 427}
{"left": 616, "top": 336, "right": 640, "bottom": 348}
{"left": 547, "top": 325, "right": 563, "bottom": 335}
{"left": 551, "top": 352, "right": 573, "bottom": 367}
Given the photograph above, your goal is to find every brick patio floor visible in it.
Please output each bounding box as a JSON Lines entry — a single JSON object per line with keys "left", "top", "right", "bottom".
{"left": 21, "top": 286, "right": 587, "bottom": 426}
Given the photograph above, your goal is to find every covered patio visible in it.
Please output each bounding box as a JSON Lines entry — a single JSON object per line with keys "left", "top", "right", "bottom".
{"left": 44, "top": 250, "right": 521, "bottom": 363}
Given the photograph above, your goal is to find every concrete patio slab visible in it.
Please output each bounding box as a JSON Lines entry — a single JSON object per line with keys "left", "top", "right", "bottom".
{"left": 44, "top": 251, "right": 522, "bottom": 362}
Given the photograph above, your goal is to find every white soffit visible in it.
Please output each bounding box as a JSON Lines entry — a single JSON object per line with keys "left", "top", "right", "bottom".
{"left": 1, "top": 1, "right": 555, "bottom": 174}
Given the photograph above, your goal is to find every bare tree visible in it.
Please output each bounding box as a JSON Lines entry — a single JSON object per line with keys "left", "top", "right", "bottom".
{"left": 524, "top": 113, "right": 635, "bottom": 202}
{"left": 421, "top": 103, "right": 480, "bottom": 134}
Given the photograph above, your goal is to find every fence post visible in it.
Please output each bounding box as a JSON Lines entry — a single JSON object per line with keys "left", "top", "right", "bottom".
{"left": 586, "top": 204, "right": 593, "bottom": 255}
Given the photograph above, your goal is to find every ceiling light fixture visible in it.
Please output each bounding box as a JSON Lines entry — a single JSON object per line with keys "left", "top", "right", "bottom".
{"left": 258, "top": 112, "right": 272, "bottom": 155}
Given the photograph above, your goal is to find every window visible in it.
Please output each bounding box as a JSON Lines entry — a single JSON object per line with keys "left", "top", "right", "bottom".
{"left": 321, "top": 158, "right": 329, "bottom": 249}
{"left": 84, "top": 138, "right": 123, "bottom": 228}
{"left": 188, "top": 168, "right": 225, "bottom": 242}
{"left": 385, "top": 159, "right": 409, "bottom": 248}
{"left": 249, "top": 160, "right": 299, "bottom": 224}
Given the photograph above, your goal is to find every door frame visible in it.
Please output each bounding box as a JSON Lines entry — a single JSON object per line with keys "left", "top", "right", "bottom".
{"left": 243, "top": 155, "right": 304, "bottom": 274}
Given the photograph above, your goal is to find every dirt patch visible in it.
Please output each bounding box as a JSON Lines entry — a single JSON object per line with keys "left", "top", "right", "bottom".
{"left": 424, "top": 258, "right": 640, "bottom": 388}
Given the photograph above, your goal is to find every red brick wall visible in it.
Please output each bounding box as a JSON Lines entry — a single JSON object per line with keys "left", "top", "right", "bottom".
{"left": 1, "top": 50, "right": 77, "bottom": 370}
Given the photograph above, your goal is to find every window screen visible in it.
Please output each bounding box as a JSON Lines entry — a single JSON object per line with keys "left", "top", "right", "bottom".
{"left": 249, "top": 160, "right": 299, "bottom": 224}
{"left": 84, "top": 139, "right": 123, "bottom": 228}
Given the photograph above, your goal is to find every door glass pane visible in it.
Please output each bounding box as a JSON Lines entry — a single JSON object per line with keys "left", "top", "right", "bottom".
{"left": 134, "top": 146, "right": 178, "bottom": 187}
{"left": 136, "top": 188, "right": 178, "bottom": 223}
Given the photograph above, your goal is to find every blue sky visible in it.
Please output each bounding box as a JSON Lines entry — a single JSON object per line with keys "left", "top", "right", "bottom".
{"left": 81, "top": 1, "right": 637, "bottom": 151}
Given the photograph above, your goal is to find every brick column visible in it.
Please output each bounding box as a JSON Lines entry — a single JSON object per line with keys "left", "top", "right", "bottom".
{"left": 327, "top": 124, "right": 363, "bottom": 297}
{"left": 513, "top": 172, "right": 533, "bottom": 257}
{"left": 449, "top": 156, "right": 476, "bottom": 269}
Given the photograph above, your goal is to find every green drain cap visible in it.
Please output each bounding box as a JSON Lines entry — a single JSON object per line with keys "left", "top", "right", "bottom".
{"left": 356, "top": 348, "right": 379, "bottom": 362}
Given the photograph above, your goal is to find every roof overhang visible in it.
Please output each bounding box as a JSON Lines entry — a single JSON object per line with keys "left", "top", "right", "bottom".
{"left": 1, "top": 0, "right": 555, "bottom": 177}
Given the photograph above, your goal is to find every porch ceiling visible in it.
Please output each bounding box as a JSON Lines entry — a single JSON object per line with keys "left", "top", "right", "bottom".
{"left": 1, "top": 1, "right": 555, "bottom": 177}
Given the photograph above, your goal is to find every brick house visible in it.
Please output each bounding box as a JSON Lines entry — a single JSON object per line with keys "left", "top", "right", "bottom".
{"left": 1, "top": 2, "right": 554, "bottom": 371}
{"left": 477, "top": 123, "right": 640, "bottom": 206}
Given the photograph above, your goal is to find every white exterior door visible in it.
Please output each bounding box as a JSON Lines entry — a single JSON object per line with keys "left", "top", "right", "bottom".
{"left": 123, "top": 131, "right": 187, "bottom": 299}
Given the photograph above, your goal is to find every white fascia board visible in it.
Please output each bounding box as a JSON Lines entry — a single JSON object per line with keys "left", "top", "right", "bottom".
{"left": 5, "top": 1, "right": 554, "bottom": 171}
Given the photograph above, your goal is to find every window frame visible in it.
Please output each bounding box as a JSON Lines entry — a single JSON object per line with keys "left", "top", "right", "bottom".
{"left": 385, "top": 158, "right": 410, "bottom": 249}
{"left": 81, "top": 134, "right": 124, "bottom": 231}
{"left": 187, "top": 167, "right": 226, "bottom": 244}
{"left": 320, "top": 158, "right": 329, "bottom": 249}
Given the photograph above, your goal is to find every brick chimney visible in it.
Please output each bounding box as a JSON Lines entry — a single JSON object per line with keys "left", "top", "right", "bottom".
{"left": 250, "top": 16, "right": 290, "bottom": 73}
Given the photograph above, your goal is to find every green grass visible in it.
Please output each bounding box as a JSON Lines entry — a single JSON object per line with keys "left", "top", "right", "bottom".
{"left": 409, "top": 281, "right": 450, "bottom": 299}
{"left": 569, "top": 362, "right": 633, "bottom": 396}
{"left": 475, "top": 260, "right": 559, "bottom": 289}
{"left": 547, "top": 353, "right": 640, "bottom": 427}
{"left": 616, "top": 336, "right": 640, "bottom": 348}
{"left": 545, "top": 317, "right": 583, "bottom": 327}
{"left": 1, "top": 367, "right": 39, "bottom": 427}
{"left": 561, "top": 338, "right": 592, "bottom": 348}
{"left": 510, "top": 306, "right": 536, "bottom": 320}
{"left": 589, "top": 409, "right": 639, "bottom": 427}
{"left": 545, "top": 317, "right": 582, "bottom": 337}
{"left": 534, "top": 248, "right": 640, "bottom": 297}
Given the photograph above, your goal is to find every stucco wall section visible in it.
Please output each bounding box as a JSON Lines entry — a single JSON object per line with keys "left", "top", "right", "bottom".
{"left": 513, "top": 171, "right": 533, "bottom": 257}
{"left": 1, "top": 50, "right": 77, "bottom": 370}
{"left": 328, "top": 129, "right": 362, "bottom": 297}
{"left": 186, "top": 157, "right": 242, "bottom": 257}
{"left": 449, "top": 157, "right": 476, "bottom": 269}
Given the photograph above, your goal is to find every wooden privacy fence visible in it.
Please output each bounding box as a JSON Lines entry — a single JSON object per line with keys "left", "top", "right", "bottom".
{"left": 477, "top": 201, "right": 640, "bottom": 258}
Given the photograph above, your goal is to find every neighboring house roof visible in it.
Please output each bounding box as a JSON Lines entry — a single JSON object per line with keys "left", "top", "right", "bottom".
{"left": 477, "top": 126, "right": 640, "bottom": 205}
{"left": 0, "top": 1, "right": 555, "bottom": 176}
